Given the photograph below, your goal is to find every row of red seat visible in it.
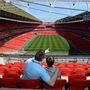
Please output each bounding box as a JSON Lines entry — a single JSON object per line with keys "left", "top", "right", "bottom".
{"left": 0, "top": 62, "right": 24, "bottom": 75}
{"left": 42, "top": 62, "right": 90, "bottom": 76}
{"left": 0, "top": 78, "right": 66, "bottom": 90}
{"left": 1, "top": 61, "right": 90, "bottom": 76}
{"left": 1, "top": 74, "right": 90, "bottom": 90}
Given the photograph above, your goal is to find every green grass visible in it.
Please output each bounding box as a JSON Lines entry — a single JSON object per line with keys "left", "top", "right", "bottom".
{"left": 24, "top": 35, "right": 70, "bottom": 52}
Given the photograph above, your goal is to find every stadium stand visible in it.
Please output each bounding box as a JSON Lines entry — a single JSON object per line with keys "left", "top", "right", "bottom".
{"left": 0, "top": 17, "right": 90, "bottom": 54}
{"left": 0, "top": 32, "right": 35, "bottom": 52}
{"left": 55, "top": 12, "right": 90, "bottom": 54}
{"left": 55, "top": 20, "right": 90, "bottom": 54}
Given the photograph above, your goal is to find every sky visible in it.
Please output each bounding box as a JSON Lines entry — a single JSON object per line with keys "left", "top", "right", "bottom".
{"left": 11, "top": 1, "right": 90, "bottom": 22}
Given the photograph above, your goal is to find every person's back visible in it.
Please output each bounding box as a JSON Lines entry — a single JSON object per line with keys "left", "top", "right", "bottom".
{"left": 24, "top": 58, "right": 40, "bottom": 79}
{"left": 24, "top": 51, "right": 60, "bottom": 87}
{"left": 24, "top": 51, "right": 51, "bottom": 82}
{"left": 24, "top": 58, "right": 49, "bottom": 81}
{"left": 45, "top": 56, "right": 61, "bottom": 79}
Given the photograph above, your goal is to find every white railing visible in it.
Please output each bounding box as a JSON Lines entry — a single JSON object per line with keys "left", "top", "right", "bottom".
{"left": 0, "top": 53, "right": 90, "bottom": 63}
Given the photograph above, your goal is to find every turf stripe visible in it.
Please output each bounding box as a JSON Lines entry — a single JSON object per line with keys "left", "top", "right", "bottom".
{"left": 24, "top": 35, "right": 69, "bottom": 52}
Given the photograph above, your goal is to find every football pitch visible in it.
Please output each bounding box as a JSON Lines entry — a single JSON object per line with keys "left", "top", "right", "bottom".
{"left": 24, "top": 35, "right": 70, "bottom": 52}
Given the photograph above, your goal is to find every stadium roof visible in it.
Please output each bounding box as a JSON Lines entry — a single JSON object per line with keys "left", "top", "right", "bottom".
{"left": 0, "top": 0, "right": 90, "bottom": 22}
{"left": 12, "top": 0, "right": 90, "bottom": 22}
{"left": 0, "top": 1, "right": 42, "bottom": 23}
{"left": 55, "top": 11, "right": 90, "bottom": 23}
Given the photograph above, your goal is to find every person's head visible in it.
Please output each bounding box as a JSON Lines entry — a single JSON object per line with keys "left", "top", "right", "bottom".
{"left": 46, "top": 56, "right": 55, "bottom": 67}
{"left": 35, "top": 50, "right": 45, "bottom": 62}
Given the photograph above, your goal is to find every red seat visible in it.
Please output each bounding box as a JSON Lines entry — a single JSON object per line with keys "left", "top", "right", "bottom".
{"left": 3, "top": 72, "right": 20, "bottom": 79}
{"left": 60, "top": 67, "right": 73, "bottom": 76}
{"left": 68, "top": 74, "right": 86, "bottom": 90}
{"left": 18, "top": 79, "right": 41, "bottom": 89}
{"left": 0, "top": 66, "right": 8, "bottom": 75}
{"left": 1, "top": 78, "right": 18, "bottom": 88}
{"left": 7, "top": 67, "right": 20, "bottom": 73}
{"left": 69, "top": 74, "right": 86, "bottom": 83}
{"left": 70, "top": 79, "right": 89, "bottom": 90}
{"left": 44, "top": 79, "right": 66, "bottom": 90}
{"left": 74, "top": 68, "right": 86, "bottom": 75}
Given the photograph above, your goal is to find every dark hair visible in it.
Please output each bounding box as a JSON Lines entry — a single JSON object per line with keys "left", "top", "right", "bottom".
{"left": 35, "top": 50, "right": 45, "bottom": 61}
{"left": 46, "top": 56, "right": 54, "bottom": 67}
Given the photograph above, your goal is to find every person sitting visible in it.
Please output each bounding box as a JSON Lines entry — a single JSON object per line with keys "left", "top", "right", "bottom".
{"left": 45, "top": 56, "right": 61, "bottom": 79}
{"left": 24, "top": 50, "right": 59, "bottom": 86}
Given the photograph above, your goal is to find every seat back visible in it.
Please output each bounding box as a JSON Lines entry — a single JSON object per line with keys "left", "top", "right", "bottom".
{"left": 3, "top": 72, "right": 20, "bottom": 79}
{"left": 44, "top": 79, "right": 66, "bottom": 90}
{"left": 69, "top": 74, "right": 86, "bottom": 83}
{"left": 60, "top": 67, "right": 73, "bottom": 76}
{"left": 18, "top": 79, "right": 41, "bottom": 89}
{"left": 1, "top": 78, "right": 18, "bottom": 88}
{"left": 67, "top": 74, "right": 86, "bottom": 90}
{"left": 70, "top": 79, "right": 89, "bottom": 90}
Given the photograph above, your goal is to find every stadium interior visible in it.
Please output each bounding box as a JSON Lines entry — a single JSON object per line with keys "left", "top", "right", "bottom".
{"left": 0, "top": 0, "right": 90, "bottom": 90}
